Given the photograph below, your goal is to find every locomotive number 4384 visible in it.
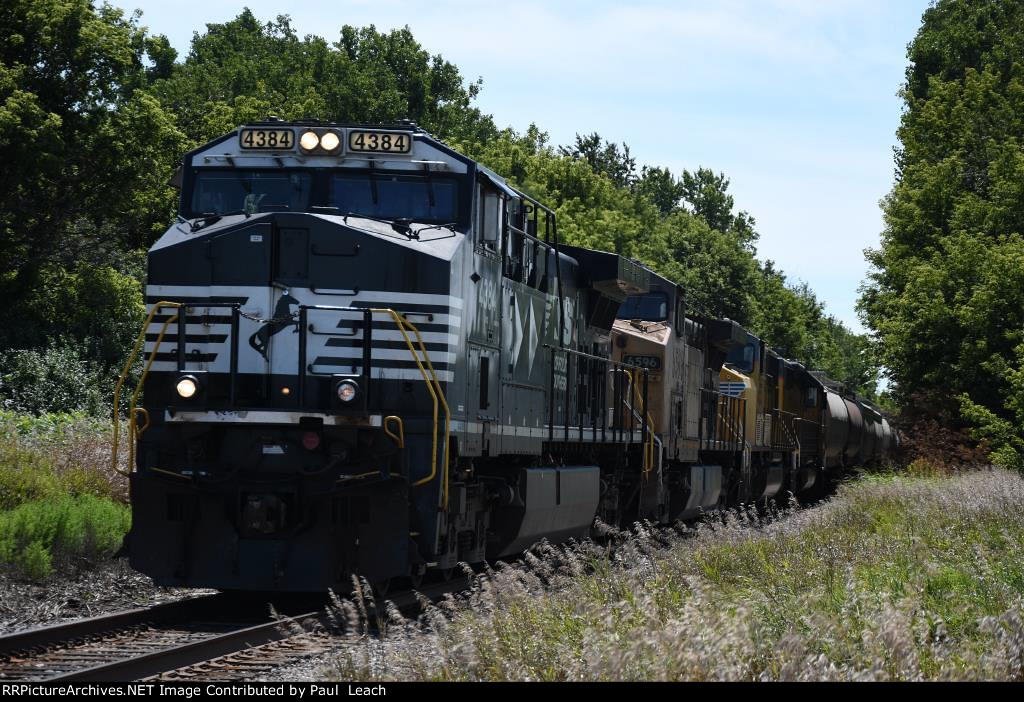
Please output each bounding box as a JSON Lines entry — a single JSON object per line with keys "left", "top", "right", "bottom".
{"left": 238, "top": 128, "right": 295, "bottom": 150}
{"left": 349, "top": 130, "right": 412, "bottom": 154}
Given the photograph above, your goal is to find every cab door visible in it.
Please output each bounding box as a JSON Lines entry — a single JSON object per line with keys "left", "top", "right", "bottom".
{"left": 467, "top": 344, "right": 499, "bottom": 455}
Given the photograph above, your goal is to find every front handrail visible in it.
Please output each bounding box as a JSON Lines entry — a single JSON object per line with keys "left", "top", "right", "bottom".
{"left": 375, "top": 309, "right": 451, "bottom": 511}
{"left": 112, "top": 301, "right": 182, "bottom": 477}
{"left": 770, "top": 408, "right": 801, "bottom": 452}
{"left": 700, "top": 389, "right": 747, "bottom": 453}
{"left": 542, "top": 344, "right": 651, "bottom": 446}
{"left": 383, "top": 415, "right": 405, "bottom": 448}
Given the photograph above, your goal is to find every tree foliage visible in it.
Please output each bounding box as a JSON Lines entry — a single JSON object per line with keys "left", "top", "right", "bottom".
{"left": 0, "top": 0, "right": 185, "bottom": 273}
{"left": 860, "top": 0, "right": 1024, "bottom": 465}
{"left": 559, "top": 133, "right": 637, "bottom": 188}
{"left": 149, "top": 10, "right": 497, "bottom": 147}
{"left": 0, "top": 0, "right": 182, "bottom": 397}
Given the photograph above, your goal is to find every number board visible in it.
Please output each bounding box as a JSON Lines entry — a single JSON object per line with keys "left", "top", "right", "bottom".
{"left": 348, "top": 130, "right": 412, "bottom": 154}
{"left": 623, "top": 354, "right": 662, "bottom": 370}
{"left": 239, "top": 128, "right": 295, "bottom": 150}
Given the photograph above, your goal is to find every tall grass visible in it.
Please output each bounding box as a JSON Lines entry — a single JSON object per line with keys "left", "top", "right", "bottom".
{"left": 0, "top": 412, "right": 130, "bottom": 580}
{"left": 0, "top": 411, "right": 127, "bottom": 508}
{"left": 323, "top": 469, "right": 1024, "bottom": 681}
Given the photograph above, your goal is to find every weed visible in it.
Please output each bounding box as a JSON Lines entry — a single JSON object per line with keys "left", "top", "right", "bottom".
{"left": 0, "top": 494, "right": 130, "bottom": 579}
{"left": 320, "top": 469, "right": 1024, "bottom": 681}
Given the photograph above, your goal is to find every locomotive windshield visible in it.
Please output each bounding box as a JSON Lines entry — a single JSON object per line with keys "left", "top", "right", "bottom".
{"left": 187, "top": 168, "right": 459, "bottom": 223}
{"left": 191, "top": 170, "right": 312, "bottom": 215}
{"left": 330, "top": 173, "right": 458, "bottom": 223}
{"left": 618, "top": 292, "right": 668, "bottom": 321}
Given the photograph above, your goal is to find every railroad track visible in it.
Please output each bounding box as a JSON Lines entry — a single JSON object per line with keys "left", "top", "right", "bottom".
{"left": 0, "top": 578, "right": 469, "bottom": 682}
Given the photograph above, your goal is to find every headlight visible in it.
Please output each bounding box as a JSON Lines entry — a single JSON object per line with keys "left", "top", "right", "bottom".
{"left": 299, "top": 130, "right": 320, "bottom": 151}
{"left": 336, "top": 380, "right": 358, "bottom": 403}
{"left": 319, "top": 130, "right": 341, "bottom": 152}
{"left": 175, "top": 375, "right": 199, "bottom": 399}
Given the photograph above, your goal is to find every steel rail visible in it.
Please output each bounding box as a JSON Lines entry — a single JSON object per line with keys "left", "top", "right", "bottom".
{"left": 0, "top": 578, "right": 471, "bottom": 682}
{"left": 0, "top": 594, "right": 225, "bottom": 656}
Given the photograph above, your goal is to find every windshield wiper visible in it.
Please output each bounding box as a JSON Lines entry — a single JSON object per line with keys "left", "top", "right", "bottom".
{"left": 340, "top": 211, "right": 394, "bottom": 226}
{"left": 188, "top": 210, "right": 250, "bottom": 232}
{"left": 413, "top": 222, "right": 458, "bottom": 241}
{"left": 189, "top": 205, "right": 299, "bottom": 232}
{"left": 332, "top": 211, "right": 457, "bottom": 242}
{"left": 189, "top": 212, "right": 224, "bottom": 231}
{"left": 337, "top": 212, "right": 416, "bottom": 240}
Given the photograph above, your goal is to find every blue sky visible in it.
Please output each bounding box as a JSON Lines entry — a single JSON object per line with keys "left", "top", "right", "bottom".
{"left": 124, "top": 0, "right": 931, "bottom": 332}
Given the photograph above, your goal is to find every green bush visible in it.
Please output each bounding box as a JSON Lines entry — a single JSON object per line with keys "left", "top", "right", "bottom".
{"left": 0, "top": 494, "right": 131, "bottom": 579}
{"left": 0, "top": 259, "right": 146, "bottom": 418}
{"left": 0, "top": 346, "right": 110, "bottom": 416}
{"left": 0, "top": 262, "right": 145, "bottom": 368}
{"left": 0, "top": 441, "right": 61, "bottom": 510}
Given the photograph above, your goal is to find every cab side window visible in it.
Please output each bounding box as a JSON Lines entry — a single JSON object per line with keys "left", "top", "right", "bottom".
{"left": 805, "top": 386, "right": 819, "bottom": 408}
{"left": 504, "top": 197, "right": 523, "bottom": 281}
{"left": 478, "top": 184, "right": 502, "bottom": 252}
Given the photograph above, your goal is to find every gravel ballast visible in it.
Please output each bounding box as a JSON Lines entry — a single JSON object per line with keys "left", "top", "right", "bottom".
{"left": 0, "top": 558, "right": 214, "bottom": 634}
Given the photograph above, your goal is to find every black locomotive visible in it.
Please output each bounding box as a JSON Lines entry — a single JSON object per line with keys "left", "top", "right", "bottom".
{"left": 115, "top": 121, "right": 892, "bottom": 592}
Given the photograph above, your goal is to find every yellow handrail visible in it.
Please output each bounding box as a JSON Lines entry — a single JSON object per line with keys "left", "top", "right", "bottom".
{"left": 111, "top": 301, "right": 182, "bottom": 477}
{"left": 626, "top": 370, "right": 657, "bottom": 476}
{"left": 403, "top": 317, "right": 451, "bottom": 506}
{"left": 383, "top": 415, "right": 405, "bottom": 448}
{"left": 133, "top": 407, "right": 151, "bottom": 437}
{"left": 370, "top": 309, "right": 451, "bottom": 510}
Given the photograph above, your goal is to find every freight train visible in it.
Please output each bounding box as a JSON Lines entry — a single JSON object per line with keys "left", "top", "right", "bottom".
{"left": 113, "top": 120, "right": 893, "bottom": 592}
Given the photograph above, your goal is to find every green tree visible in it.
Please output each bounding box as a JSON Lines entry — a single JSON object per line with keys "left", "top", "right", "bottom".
{"left": 559, "top": 133, "right": 637, "bottom": 188}
{"left": 664, "top": 213, "right": 758, "bottom": 324}
{"left": 0, "top": 0, "right": 185, "bottom": 276}
{"left": 151, "top": 10, "right": 497, "bottom": 146}
{"left": 635, "top": 166, "right": 685, "bottom": 215}
{"left": 0, "top": 0, "right": 181, "bottom": 406}
{"left": 681, "top": 167, "right": 759, "bottom": 250}
{"left": 859, "top": 0, "right": 1024, "bottom": 464}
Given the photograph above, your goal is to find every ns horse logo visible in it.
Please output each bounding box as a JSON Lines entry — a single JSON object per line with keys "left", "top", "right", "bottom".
{"left": 248, "top": 293, "right": 300, "bottom": 360}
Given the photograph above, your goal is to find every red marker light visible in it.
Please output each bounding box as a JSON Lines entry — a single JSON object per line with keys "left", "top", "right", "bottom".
{"left": 302, "top": 432, "right": 321, "bottom": 451}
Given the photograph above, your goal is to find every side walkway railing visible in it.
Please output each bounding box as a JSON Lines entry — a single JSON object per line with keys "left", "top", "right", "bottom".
{"left": 543, "top": 345, "right": 656, "bottom": 474}
{"left": 770, "top": 408, "right": 801, "bottom": 454}
{"left": 699, "top": 388, "right": 747, "bottom": 453}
